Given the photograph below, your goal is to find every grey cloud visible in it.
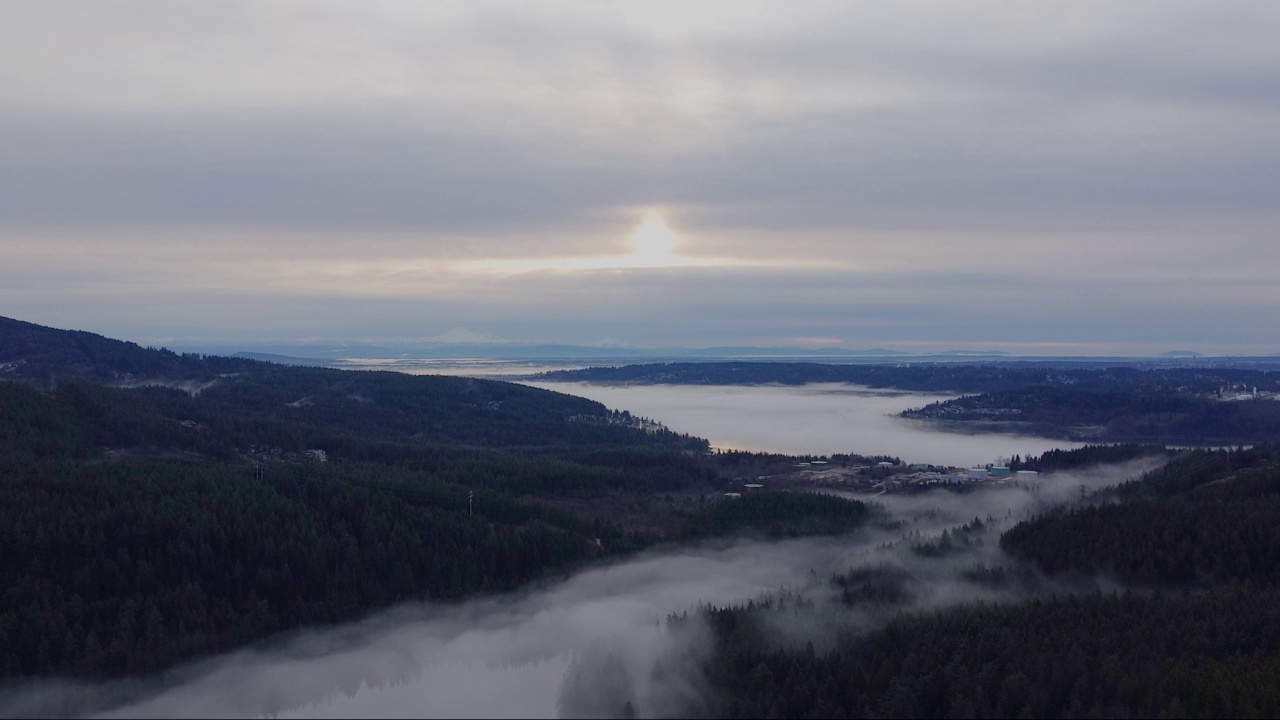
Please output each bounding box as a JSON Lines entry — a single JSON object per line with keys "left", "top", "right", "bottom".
{"left": 3, "top": 2, "right": 1279, "bottom": 235}
{"left": 3, "top": 0, "right": 1279, "bottom": 349}
{"left": 0, "top": 112, "right": 649, "bottom": 234}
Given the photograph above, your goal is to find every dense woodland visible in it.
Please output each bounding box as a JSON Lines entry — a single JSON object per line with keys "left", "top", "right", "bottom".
{"left": 0, "top": 316, "right": 259, "bottom": 383}
{"left": 11, "top": 316, "right": 1280, "bottom": 717}
{"left": 905, "top": 386, "right": 1280, "bottom": 444}
{"left": 1002, "top": 445, "right": 1280, "bottom": 587}
{"left": 0, "top": 317, "right": 870, "bottom": 682}
{"left": 609, "top": 445, "right": 1280, "bottom": 719}
{"left": 684, "top": 491, "right": 868, "bottom": 539}
{"left": 687, "top": 590, "right": 1280, "bottom": 719}
{"left": 1006, "top": 443, "right": 1170, "bottom": 473}
{"left": 540, "top": 360, "right": 1280, "bottom": 396}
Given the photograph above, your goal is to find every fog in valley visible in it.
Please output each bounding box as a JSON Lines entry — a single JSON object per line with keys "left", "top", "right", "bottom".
{"left": 525, "top": 382, "right": 1084, "bottom": 467}
{"left": 1, "top": 454, "right": 1163, "bottom": 719}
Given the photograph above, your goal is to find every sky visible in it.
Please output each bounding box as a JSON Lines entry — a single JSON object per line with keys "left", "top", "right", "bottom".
{"left": 2, "top": 1, "right": 1278, "bottom": 355}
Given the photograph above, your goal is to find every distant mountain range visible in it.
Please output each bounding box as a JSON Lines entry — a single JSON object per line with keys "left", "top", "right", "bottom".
{"left": 185, "top": 341, "right": 919, "bottom": 360}
{"left": 1, "top": 315, "right": 1266, "bottom": 368}
{"left": 184, "top": 341, "right": 1026, "bottom": 362}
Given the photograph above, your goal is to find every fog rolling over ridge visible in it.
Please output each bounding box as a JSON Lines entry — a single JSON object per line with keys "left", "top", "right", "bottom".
{"left": 0, "top": 459, "right": 1160, "bottom": 719}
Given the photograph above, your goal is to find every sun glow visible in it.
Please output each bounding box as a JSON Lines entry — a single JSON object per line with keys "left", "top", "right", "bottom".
{"left": 630, "top": 214, "right": 679, "bottom": 261}
{"left": 450, "top": 211, "right": 835, "bottom": 276}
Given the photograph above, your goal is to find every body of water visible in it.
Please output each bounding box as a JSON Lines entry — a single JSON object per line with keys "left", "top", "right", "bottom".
{"left": 525, "top": 381, "right": 1084, "bottom": 467}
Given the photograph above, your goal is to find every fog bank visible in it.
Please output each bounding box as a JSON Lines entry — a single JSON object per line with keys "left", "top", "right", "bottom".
{"left": 525, "top": 382, "right": 1085, "bottom": 466}
{"left": 0, "top": 457, "right": 1165, "bottom": 719}
{"left": 1, "top": 539, "right": 860, "bottom": 718}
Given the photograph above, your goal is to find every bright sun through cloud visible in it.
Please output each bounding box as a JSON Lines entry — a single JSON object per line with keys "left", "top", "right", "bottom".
{"left": 451, "top": 209, "right": 815, "bottom": 276}
{"left": 631, "top": 214, "right": 679, "bottom": 261}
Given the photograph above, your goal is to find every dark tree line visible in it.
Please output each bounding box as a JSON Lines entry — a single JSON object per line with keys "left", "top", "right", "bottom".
{"left": 612, "top": 446, "right": 1280, "bottom": 718}
{"left": 0, "top": 315, "right": 261, "bottom": 384}
{"left": 683, "top": 590, "right": 1280, "bottom": 719}
{"left": 0, "top": 458, "right": 610, "bottom": 679}
{"left": 683, "top": 491, "right": 868, "bottom": 539}
{"left": 1007, "top": 444, "right": 1170, "bottom": 473}
{"left": 906, "top": 386, "right": 1280, "bottom": 444}
{"left": 0, "top": 332, "right": 878, "bottom": 682}
{"left": 1002, "top": 445, "right": 1280, "bottom": 587}
{"left": 540, "top": 361, "right": 1280, "bottom": 396}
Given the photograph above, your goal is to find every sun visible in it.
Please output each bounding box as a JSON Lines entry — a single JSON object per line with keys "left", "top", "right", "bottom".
{"left": 630, "top": 214, "right": 679, "bottom": 261}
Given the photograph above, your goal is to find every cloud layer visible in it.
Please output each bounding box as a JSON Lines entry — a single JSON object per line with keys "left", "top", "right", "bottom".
{"left": 3, "top": 1, "right": 1278, "bottom": 351}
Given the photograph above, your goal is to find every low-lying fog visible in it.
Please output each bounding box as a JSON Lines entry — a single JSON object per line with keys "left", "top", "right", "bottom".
{"left": 1, "top": 460, "right": 1162, "bottom": 719}
{"left": 525, "top": 381, "right": 1083, "bottom": 467}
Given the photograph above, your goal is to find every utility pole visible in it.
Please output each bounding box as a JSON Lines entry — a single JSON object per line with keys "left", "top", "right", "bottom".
{"left": 469, "top": 490, "right": 474, "bottom": 516}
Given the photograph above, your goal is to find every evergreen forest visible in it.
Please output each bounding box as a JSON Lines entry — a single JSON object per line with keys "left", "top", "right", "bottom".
{"left": 10, "top": 316, "right": 1280, "bottom": 718}
{"left": 0, "top": 317, "right": 868, "bottom": 682}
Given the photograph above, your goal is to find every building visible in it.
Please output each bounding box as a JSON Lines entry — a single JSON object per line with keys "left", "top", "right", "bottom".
{"left": 968, "top": 467, "right": 989, "bottom": 481}
{"left": 1016, "top": 470, "right": 1040, "bottom": 481}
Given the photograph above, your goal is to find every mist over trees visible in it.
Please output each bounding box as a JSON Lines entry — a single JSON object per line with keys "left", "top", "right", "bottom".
{"left": 0, "top": 319, "right": 873, "bottom": 683}
{"left": 9, "top": 316, "right": 1280, "bottom": 717}
{"left": 590, "top": 445, "right": 1280, "bottom": 719}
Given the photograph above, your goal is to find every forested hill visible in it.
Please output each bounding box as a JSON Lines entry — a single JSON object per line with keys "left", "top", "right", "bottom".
{"left": 537, "top": 360, "right": 1280, "bottom": 394}
{"left": 0, "top": 315, "right": 702, "bottom": 454}
{"left": 0, "top": 318, "right": 705, "bottom": 681}
{"left": 1001, "top": 444, "right": 1280, "bottom": 587}
{"left": 0, "top": 318, "right": 878, "bottom": 686}
{"left": 611, "top": 444, "right": 1280, "bottom": 719}
{"left": 539, "top": 361, "right": 1060, "bottom": 391}
{"left": 0, "top": 316, "right": 260, "bottom": 383}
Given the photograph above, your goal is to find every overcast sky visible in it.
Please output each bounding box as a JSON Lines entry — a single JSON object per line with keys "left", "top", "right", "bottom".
{"left": 3, "top": 1, "right": 1278, "bottom": 354}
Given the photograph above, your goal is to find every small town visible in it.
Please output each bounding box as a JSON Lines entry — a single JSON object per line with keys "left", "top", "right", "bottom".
{"left": 731, "top": 459, "right": 1043, "bottom": 496}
